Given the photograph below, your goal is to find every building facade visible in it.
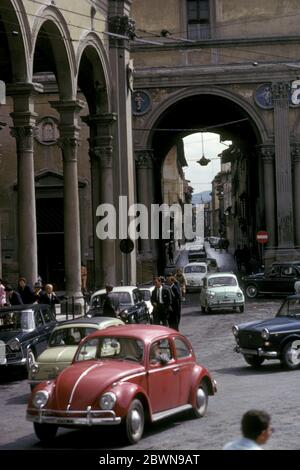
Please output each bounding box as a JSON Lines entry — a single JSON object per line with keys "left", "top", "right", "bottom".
{"left": 131, "top": 0, "right": 300, "bottom": 270}
{"left": 2, "top": 1, "right": 300, "bottom": 291}
{"left": 0, "top": 0, "right": 137, "bottom": 294}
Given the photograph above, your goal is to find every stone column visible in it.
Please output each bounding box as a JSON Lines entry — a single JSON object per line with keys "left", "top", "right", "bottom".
{"left": 292, "top": 144, "right": 300, "bottom": 247}
{"left": 0, "top": 121, "right": 6, "bottom": 279}
{"left": 272, "top": 82, "right": 294, "bottom": 248}
{"left": 9, "top": 82, "right": 43, "bottom": 284}
{"left": 257, "top": 145, "right": 276, "bottom": 247}
{"left": 83, "top": 113, "right": 117, "bottom": 287}
{"left": 135, "top": 149, "right": 157, "bottom": 281}
{"left": 51, "top": 100, "right": 84, "bottom": 301}
{"left": 108, "top": 2, "right": 137, "bottom": 284}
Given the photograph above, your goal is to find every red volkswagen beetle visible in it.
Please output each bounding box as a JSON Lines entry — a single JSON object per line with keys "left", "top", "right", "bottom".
{"left": 27, "top": 325, "right": 216, "bottom": 444}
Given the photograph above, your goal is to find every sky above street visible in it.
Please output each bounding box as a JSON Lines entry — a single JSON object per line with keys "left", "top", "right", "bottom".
{"left": 183, "top": 132, "right": 231, "bottom": 193}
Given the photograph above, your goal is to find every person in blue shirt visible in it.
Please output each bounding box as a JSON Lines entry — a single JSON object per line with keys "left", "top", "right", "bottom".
{"left": 223, "top": 410, "right": 273, "bottom": 450}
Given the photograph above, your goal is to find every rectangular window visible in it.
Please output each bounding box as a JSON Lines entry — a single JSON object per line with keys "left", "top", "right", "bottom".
{"left": 187, "top": 0, "right": 210, "bottom": 40}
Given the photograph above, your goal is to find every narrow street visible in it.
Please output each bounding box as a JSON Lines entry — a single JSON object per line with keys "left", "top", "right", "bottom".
{"left": 0, "top": 245, "right": 298, "bottom": 450}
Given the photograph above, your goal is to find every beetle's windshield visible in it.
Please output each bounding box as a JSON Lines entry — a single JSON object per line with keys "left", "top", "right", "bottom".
{"left": 276, "top": 299, "right": 300, "bottom": 317}
{"left": 76, "top": 336, "right": 144, "bottom": 363}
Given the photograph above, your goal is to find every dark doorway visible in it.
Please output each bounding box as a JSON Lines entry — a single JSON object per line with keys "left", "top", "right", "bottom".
{"left": 36, "top": 198, "right": 65, "bottom": 290}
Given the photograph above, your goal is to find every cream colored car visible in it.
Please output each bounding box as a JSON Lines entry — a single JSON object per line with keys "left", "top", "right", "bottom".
{"left": 28, "top": 317, "right": 124, "bottom": 389}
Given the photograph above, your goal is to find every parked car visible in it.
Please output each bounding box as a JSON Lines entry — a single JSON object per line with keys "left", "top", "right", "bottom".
{"left": 89, "top": 286, "right": 151, "bottom": 324}
{"left": 242, "top": 261, "right": 300, "bottom": 298}
{"left": 188, "top": 245, "right": 207, "bottom": 263}
{"left": 0, "top": 304, "right": 57, "bottom": 371}
{"left": 27, "top": 324, "right": 217, "bottom": 444}
{"left": 200, "top": 273, "right": 245, "bottom": 313}
{"left": 233, "top": 294, "right": 300, "bottom": 369}
{"left": 183, "top": 262, "right": 208, "bottom": 291}
{"left": 28, "top": 316, "right": 124, "bottom": 389}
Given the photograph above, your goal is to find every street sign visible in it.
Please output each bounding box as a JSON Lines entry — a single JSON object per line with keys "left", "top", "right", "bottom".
{"left": 256, "top": 230, "right": 269, "bottom": 244}
{"left": 120, "top": 238, "right": 134, "bottom": 254}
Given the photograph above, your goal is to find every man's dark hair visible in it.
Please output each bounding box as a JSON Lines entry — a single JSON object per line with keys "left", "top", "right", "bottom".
{"left": 241, "top": 410, "right": 270, "bottom": 440}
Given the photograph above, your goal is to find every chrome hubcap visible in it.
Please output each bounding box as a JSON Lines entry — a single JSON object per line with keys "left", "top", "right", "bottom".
{"left": 130, "top": 409, "right": 142, "bottom": 434}
{"left": 196, "top": 387, "right": 206, "bottom": 412}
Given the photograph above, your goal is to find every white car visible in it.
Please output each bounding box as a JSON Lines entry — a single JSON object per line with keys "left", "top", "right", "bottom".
{"left": 183, "top": 262, "right": 208, "bottom": 291}
{"left": 200, "top": 272, "right": 245, "bottom": 314}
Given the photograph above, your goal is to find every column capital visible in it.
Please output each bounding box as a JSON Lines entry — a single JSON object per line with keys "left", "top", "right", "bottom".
{"left": 255, "top": 144, "right": 275, "bottom": 162}
{"left": 10, "top": 125, "right": 37, "bottom": 152}
{"left": 90, "top": 146, "right": 113, "bottom": 168}
{"left": 135, "top": 149, "right": 154, "bottom": 169}
{"left": 271, "top": 82, "right": 290, "bottom": 101}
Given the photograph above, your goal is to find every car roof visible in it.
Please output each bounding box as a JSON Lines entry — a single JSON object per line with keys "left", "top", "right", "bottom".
{"left": 139, "top": 285, "right": 155, "bottom": 291}
{"left": 84, "top": 324, "right": 184, "bottom": 343}
{"left": 91, "top": 286, "right": 138, "bottom": 297}
{"left": 54, "top": 317, "right": 123, "bottom": 330}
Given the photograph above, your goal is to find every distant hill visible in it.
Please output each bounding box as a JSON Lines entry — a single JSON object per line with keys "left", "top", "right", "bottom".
{"left": 192, "top": 191, "right": 212, "bottom": 204}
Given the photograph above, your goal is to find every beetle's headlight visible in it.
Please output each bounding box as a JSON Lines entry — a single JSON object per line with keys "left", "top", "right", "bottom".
{"left": 7, "top": 338, "right": 21, "bottom": 351}
{"left": 261, "top": 328, "right": 270, "bottom": 340}
{"left": 30, "top": 363, "right": 39, "bottom": 375}
{"left": 99, "top": 392, "right": 116, "bottom": 410}
{"left": 232, "top": 325, "right": 239, "bottom": 337}
{"left": 32, "top": 390, "right": 49, "bottom": 408}
{"left": 237, "top": 291, "right": 243, "bottom": 298}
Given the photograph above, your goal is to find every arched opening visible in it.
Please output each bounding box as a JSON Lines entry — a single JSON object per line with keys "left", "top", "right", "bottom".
{"left": 32, "top": 19, "right": 74, "bottom": 288}
{"left": 148, "top": 93, "right": 263, "bottom": 274}
{"left": 0, "top": 0, "right": 29, "bottom": 83}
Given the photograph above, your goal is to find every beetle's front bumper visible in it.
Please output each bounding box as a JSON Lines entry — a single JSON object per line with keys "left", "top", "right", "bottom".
{"left": 27, "top": 407, "right": 121, "bottom": 426}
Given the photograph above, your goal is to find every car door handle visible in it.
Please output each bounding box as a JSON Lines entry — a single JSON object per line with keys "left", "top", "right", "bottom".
{"left": 173, "top": 367, "right": 180, "bottom": 374}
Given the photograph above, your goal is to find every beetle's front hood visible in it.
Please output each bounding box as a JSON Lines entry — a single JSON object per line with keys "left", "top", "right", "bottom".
{"left": 238, "top": 316, "right": 300, "bottom": 333}
{"left": 37, "top": 346, "right": 77, "bottom": 364}
{"left": 53, "top": 360, "right": 145, "bottom": 410}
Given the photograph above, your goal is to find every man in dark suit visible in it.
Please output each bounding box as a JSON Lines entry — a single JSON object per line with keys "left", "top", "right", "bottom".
{"left": 102, "top": 285, "right": 120, "bottom": 318}
{"left": 166, "top": 275, "right": 181, "bottom": 330}
{"left": 17, "top": 277, "right": 35, "bottom": 304}
{"left": 4, "top": 285, "right": 23, "bottom": 305}
{"left": 150, "top": 277, "right": 173, "bottom": 326}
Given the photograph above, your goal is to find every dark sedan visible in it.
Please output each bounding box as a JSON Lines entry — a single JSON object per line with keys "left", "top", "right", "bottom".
{"left": 232, "top": 295, "right": 300, "bottom": 369}
{"left": 0, "top": 304, "right": 57, "bottom": 371}
{"left": 242, "top": 261, "right": 300, "bottom": 298}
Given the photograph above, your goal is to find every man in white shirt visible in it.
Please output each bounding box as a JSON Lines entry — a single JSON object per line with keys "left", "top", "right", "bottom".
{"left": 223, "top": 410, "right": 273, "bottom": 450}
